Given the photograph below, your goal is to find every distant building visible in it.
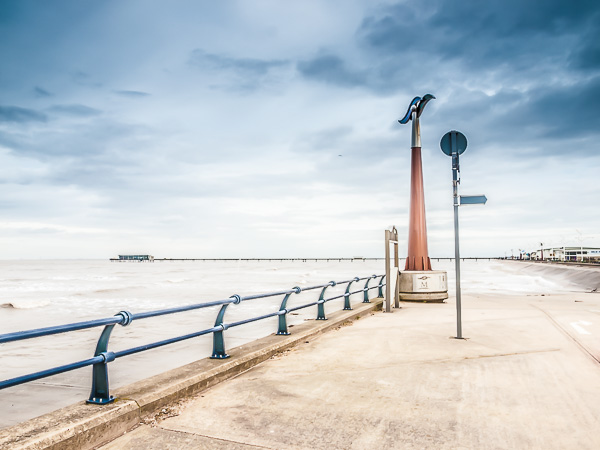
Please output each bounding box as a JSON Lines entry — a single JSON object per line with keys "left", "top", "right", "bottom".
{"left": 118, "top": 255, "right": 154, "bottom": 262}
{"left": 530, "top": 247, "right": 600, "bottom": 262}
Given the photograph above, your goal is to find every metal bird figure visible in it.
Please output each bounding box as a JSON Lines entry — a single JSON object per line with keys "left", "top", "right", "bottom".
{"left": 398, "top": 94, "right": 436, "bottom": 124}
{"left": 398, "top": 94, "right": 435, "bottom": 148}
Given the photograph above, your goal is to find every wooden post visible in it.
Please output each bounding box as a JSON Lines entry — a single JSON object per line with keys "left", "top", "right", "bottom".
{"left": 393, "top": 228, "right": 400, "bottom": 308}
{"left": 385, "top": 230, "right": 391, "bottom": 313}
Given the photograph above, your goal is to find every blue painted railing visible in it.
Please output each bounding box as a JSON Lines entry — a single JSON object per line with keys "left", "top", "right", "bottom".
{"left": 0, "top": 274, "right": 385, "bottom": 404}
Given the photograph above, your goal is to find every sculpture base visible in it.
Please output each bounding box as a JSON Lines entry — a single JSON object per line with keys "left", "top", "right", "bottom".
{"left": 398, "top": 270, "right": 448, "bottom": 303}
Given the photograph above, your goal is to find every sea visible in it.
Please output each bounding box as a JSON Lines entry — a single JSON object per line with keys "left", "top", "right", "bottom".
{"left": 0, "top": 258, "right": 589, "bottom": 428}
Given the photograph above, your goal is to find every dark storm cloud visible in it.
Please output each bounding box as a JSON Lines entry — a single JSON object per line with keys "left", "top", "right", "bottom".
{"left": 296, "top": 0, "right": 600, "bottom": 94}
{"left": 430, "top": 74, "right": 600, "bottom": 149}
{"left": 358, "top": 0, "right": 600, "bottom": 64}
{"left": 114, "top": 90, "right": 151, "bottom": 98}
{"left": 513, "top": 75, "right": 600, "bottom": 139}
{"left": 188, "top": 49, "right": 290, "bottom": 91}
{"left": 293, "top": 0, "right": 600, "bottom": 157}
{"left": 71, "top": 71, "right": 103, "bottom": 88}
{"left": 190, "top": 49, "right": 289, "bottom": 76}
{"left": 297, "top": 54, "right": 366, "bottom": 88}
{"left": 569, "top": 25, "right": 600, "bottom": 72}
{"left": 0, "top": 105, "right": 47, "bottom": 123}
{"left": 33, "top": 86, "right": 52, "bottom": 98}
{"left": 47, "top": 104, "right": 102, "bottom": 117}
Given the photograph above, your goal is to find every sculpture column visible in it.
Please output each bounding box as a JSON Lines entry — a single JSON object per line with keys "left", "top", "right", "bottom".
{"left": 397, "top": 95, "right": 447, "bottom": 302}
{"left": 406, "top": 144, "right": 432, "bottom": 271}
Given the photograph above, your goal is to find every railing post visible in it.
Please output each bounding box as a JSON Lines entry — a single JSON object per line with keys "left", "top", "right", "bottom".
{"left": 87, "top": 310, "right": 132, "bottom": 404}
{"left": 277, "top": 287, "right": 301, "bottom": 335}
{"left": 362, "top": 275, "right": 377, "bottom": 303}
{"left": 317, "top": 281, "right": 336, "bottom": 320}
{"left": 211, "top": 295, "right": 240, "bottom": 359}
{"left": 377, "top": 275, "right": 385, "bottom": 298}
{"left": 344, "top": 277, "right": 360, "bottom": 310}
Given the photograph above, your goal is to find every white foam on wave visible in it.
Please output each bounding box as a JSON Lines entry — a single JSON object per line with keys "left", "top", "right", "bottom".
{"left": 164, "top": 278, "right": 187, "bottom": 283}
{"left": 1, "top": 299, "right": 51, "bottom": 309}
{"left": 49, "top": 275, "right": 120, "bottom": 281}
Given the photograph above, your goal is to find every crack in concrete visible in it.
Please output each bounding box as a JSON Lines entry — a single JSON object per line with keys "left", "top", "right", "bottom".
{"left": 462, "top": 348, "right": 560, "bottom": 360}
{"left": 239, "top": 348, "right": 562, "bottom": 379}
{"left": 158, "top": 426, "right": 276, "bottom": 449}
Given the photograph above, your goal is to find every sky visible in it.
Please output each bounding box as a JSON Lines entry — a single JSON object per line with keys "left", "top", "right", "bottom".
{"left": 1, "top": 0, "right": 599, "bottom": 259}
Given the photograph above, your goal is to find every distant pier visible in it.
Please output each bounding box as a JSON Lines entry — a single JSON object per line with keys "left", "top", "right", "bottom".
{"left": 109, "top": 257, "right": 501, "bottom": 262}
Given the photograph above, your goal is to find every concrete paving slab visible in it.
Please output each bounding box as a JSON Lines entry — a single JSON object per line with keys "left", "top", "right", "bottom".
{"left": 100, "top": 292, "right": 600, "bottom": 450}
{"left": 95, "top": 425, "right": 268, "bottom": 449}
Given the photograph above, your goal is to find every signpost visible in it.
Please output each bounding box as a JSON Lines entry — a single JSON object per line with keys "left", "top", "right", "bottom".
{"left": 460, "top": 195, "right": 487, "bottom": 205}
{"left": 440, "top": 130, "right": 486, "bottom": 339}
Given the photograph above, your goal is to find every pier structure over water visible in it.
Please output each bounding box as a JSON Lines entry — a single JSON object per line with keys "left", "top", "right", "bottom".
{"left": 115, "top": 255, "right": 154, "bottom": 262}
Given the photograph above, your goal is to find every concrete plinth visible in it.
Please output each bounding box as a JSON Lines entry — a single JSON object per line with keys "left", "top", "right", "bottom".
{"left": 398, "top": 270, "right": 448, "bottom": 302}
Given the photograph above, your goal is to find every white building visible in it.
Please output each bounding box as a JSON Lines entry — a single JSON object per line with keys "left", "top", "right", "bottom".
{"left": 531, "top": 247, "right": 600, "bottom": 262}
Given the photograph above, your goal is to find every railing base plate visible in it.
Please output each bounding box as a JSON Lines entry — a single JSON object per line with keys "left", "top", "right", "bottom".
{"left": 86, "top": 396, "right": 115, "bottom": 405}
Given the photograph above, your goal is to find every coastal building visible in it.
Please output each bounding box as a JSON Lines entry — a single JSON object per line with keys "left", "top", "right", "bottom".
{"left": 531, "top": 247, "right": 600, "bottom": 262}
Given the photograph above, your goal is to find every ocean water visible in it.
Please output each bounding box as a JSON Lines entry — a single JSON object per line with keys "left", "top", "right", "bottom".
{"left": 0, "top": 258, "right": 588, "bottom": 428}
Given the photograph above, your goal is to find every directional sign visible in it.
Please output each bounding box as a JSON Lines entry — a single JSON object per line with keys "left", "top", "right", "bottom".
{"left": 440, "top": 130, "right": 467, "bottom": 156}
{"left": 460, "top": 195, "right": 487, "bottom": 205}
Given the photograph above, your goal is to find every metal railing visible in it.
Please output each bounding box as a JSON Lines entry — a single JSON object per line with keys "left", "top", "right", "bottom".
{"left": 0, "top": 274, "right": 385, "bottom": 405}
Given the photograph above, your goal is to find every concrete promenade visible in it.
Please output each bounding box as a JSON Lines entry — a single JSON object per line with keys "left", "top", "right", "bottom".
{"left": 99, "top": 291, "right": 600, "bottom": 450}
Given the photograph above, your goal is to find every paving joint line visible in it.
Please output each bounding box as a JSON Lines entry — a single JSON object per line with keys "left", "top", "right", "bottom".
{"left": 532, "top": 303, "right": 600, "bottom": 365}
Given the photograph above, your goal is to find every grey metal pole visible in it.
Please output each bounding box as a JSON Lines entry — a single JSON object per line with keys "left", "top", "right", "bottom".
{"left": 453, "top": 179, "right": 462, "bottom": 339}
{"left": 441, "top": 129, "right": 474, "bottom": 340}
{"left": 452, "top": 147, "right": 463, "bottom": 339}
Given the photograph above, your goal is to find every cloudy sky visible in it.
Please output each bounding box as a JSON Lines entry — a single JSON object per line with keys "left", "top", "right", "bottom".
{"left": 1, "top": 0, "right": 599, "bottom": 259}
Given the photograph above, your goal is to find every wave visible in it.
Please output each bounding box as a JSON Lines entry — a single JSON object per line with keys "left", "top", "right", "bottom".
{"left": 49, "top": 276, "right": 120, "bottom": 281}
{"left": 82, "top": 286, "right": 145, "bottom": 295}
{"left": 165, "top": 278, "right": 187, "bottom": 284}
{"left": 93, "top": 288, "right": 131, "bottom": 294}
{"left": 1, "top": 300, "right": 51, "bottom": 309}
